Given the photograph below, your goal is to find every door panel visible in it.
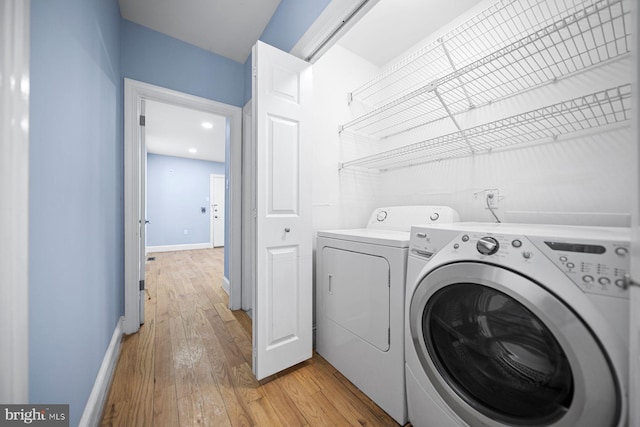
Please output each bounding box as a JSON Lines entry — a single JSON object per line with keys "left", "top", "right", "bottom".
{"left": 267, "top": 246, "right": 299, "bottom": 345}
{"left": 268, "top": 116, "right": 299, "bottom": 214}
{"left": 252, "top": 41, "right": 313, "bottom": 380}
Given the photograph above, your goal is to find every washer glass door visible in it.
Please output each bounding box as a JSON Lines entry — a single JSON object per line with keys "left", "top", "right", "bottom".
{"left": 426, "top": 283, "right": 572, "bottom": 423}
{"left": 410, "top": 262, "right": 620, "bottom": 427}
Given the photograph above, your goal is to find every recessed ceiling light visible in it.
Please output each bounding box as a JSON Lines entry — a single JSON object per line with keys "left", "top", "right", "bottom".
{"left": 201, "top": 121, "right": 213, "bottom": 129}
{"left": 188, "top": 148, "right": 197, "bottom": 153}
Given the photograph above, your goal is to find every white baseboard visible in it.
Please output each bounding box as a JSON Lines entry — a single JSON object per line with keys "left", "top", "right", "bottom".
{"left": 222, "top": 276, "right": 230, "bottom": 295}
{"left": 79, "top": 316, "right": 124, "bottom": 427}
{"left": 146, "top": 242, "right": 213, "bottom": 253}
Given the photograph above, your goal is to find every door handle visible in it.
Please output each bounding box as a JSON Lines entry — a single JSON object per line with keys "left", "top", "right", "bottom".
{"left": 284, "top": 227, "right": 291, "bottom": 232}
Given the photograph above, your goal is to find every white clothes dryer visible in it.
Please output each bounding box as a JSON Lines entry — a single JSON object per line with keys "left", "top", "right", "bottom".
{"left": 315, "top": 206, "right": 459, "bottom": 424}
{"left": 405, "top": 222, "right": 630, "bottom": 427}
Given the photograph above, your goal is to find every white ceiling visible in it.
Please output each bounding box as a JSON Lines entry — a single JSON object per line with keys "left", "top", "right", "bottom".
{"left": 145, "top": 100, "right": 227, "bottom": 163}
{"left": 119, "top": 0, "right": 281, "bottom": 63}
{"left": 339, "top": 0, "right": 484, "bottom": 67}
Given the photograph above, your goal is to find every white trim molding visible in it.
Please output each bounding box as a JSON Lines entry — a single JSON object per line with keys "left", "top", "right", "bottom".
{"left": 0, "top": 0, "right": 30, "bottom": 404}
{"left": 147, "top": 243, "right": 214, "bottom": 253}
{"left": 222, "top": 276, "right": 231, "bottom": 295}
{"left": 78, "top": 317, "right": 124, "bottom": 427}
{"left": 124, "top": 79, "right": 242, "bottom": 333}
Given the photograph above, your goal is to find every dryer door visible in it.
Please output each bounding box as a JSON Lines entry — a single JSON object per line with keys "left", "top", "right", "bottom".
{"left": 321, "top": 247, "right": 390, "bottom": 351}
{"left": 409, "top": 262, "right": 620, "bottom": 427}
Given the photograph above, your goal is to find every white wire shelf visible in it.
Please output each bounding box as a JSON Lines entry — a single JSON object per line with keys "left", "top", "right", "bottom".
{"left": 339, "top": 0, "right": 630, "bottom": 139}
{"left": 339, "top": 85, "right": 631, "bottom": 171}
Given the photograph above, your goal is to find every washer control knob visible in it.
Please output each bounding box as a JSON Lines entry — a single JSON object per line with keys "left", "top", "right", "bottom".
{"left": 477, "top": 237, "right": 499, "bottom": 255}
{"left": 566, "top": 262, "right": 575, "bottom": 269}
{"left": 522, "top": 251, "right": 532, "bottom": 259}
{"left": 416, "top": 232, "right": 427, "bottom": 238}
{"left": 462, "top": 235, "right": 470, "bottom": 242}
{"left": 615, "top": 279, "right": 625, "bottom": 288}
{"left": 583, "top": 275, "right": 594, "bottom": 283}
{"left": 512, "top": 239, "right": 522, "bottom": 248}
{"left": 376, "top": 210, "right": 387, "bottom": 222}
{"left": 429, "top": 212, "right": 440, "bottom": 221}
{"left": 598, "top": 277, "right": 611, "bottom": 286}
{"left": 615, "top": 247, "right": 628, "bottom": 256}
{"left": 559, "top": 256, "right": 568, "bottom": 262}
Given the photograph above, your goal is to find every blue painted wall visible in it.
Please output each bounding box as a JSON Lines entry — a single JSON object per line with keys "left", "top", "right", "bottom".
{"left": 30, "top": 0, "right": 123, "bottom": 425}
{"left": 120, "top": 19, "right": 245, "bottom": 108}
{"left": 147, "top": 154, "right": 225, "bottom": 247}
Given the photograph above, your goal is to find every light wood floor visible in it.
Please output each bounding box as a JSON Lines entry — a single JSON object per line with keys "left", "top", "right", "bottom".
{"left": 101, "top": 248, "right": 404, "bottom": 427}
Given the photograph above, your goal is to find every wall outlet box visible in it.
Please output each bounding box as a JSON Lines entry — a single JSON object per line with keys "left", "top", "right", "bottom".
{"left": 485, "top": 189, "right": 499, "bottom": 209}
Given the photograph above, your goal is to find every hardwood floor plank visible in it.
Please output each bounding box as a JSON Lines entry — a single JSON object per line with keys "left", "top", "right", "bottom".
{"left": 101, "top": 248, "right": 406, "bottom": 427}
{"left": 215, "top": 301, "right": 236, "bottom": 322}
{"left": 274, "top": 368, "right": 334, "bottom": 427}
{"left": 205, "top": 308, "right": 246, "bottom": 368}
{"left": 232, "top": 362, "right": 264, "bottom": 404}
{"left": 258, "top": 379, "right": 308, "bottom": 426}
{"left": 152, "top": 385, "right": 179, "bottom": 427}
{"left": 308, "top": 355, "right": 394, "bottom": 426}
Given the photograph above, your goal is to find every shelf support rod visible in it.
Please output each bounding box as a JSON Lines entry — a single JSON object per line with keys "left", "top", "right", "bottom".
{"left": 433, "top": 87, "right": 475, "bottom": 155}
{"left": 439, "top": 38, "right": 474, "bottom": 109}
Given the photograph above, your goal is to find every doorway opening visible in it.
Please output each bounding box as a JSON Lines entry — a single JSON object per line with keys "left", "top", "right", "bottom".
{"left": 124, "top": 79, "right": 242, "bottom": 334}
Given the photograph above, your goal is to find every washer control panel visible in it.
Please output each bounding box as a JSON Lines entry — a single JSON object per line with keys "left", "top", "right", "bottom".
{"left": 531, "top": 237, "right": 630, "bottom": 299}
{"left": 410, "top": 225, "right": 630, "bottom": 299}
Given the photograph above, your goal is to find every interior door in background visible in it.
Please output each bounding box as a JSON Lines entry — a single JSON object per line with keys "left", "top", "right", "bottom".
{"left": 210, "top": 174, "right": 225, "bottom": 247}
{"left": 252, "top": 40, "right": 313, "bottom": 380}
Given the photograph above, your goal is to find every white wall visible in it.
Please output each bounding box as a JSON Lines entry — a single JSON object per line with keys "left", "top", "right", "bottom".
{"left": 311, "top": 44, "right": 382, "bottom": 233}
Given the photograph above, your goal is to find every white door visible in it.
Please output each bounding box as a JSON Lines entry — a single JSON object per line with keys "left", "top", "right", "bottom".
{"left": 210, "top": 174, "right": 225, "bottom": 247}
{"left": 252, "top": 41, "right": 313, "bottom": 380}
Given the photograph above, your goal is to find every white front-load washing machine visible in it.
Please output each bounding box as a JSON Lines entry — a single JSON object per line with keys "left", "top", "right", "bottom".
{"left": 315, "top": 206, "right": 459, "bottom": 424}
{"left": 405, "top": 222, "right": 630, "bottom": 427}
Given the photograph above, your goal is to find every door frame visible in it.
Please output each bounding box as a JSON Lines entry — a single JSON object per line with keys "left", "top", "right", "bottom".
{"left": 0, "top": 0, "right": 30, "bottom": 403}
{"left": 124, "top": 79, "right": 242, "bottom": 333}
{"left": 241, "top": 100, "right": 254, "bottom": 311}
{"left": 210, "top": 173, "right": 225, "bottom": 248}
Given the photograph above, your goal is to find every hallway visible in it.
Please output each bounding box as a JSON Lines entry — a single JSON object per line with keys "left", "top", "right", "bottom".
{"left": 100, "top": 248, "right": 401, "bottom": 426}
